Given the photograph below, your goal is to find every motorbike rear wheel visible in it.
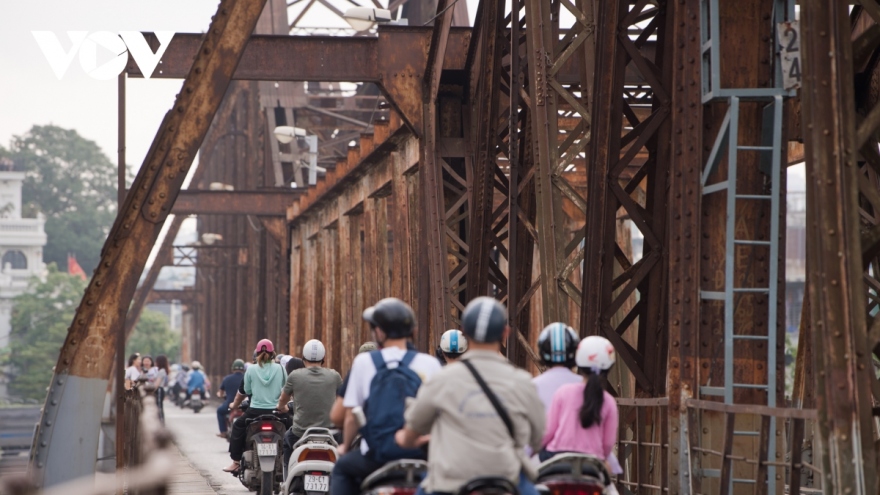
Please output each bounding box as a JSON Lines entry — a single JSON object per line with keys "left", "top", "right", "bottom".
{"left": 260, "top": 470, "right": 274, "bottom": 495}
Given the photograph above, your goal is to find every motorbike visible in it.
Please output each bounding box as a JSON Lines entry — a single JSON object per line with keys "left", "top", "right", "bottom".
{"left": 236, "top": 399, "right": 290, "bottom": 495}
{"left": 535, "top": 453, "right": 611, "bottom": 495}
{"left": 282, "top": 427, "right": 339, "bottom": 495}
{"left": 360, "top": 459, "right": 427, "bottom": 495}
{"left": 456, "top": 478, "right": 519, "bottom": 495}
{"left": 183, "top": 389, "right": 206, "bottom": 413}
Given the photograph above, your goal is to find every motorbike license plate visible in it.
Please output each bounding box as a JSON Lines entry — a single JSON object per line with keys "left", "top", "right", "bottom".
{"left": 304, "top": 474, "right": 329, "bottom": 492}
{"left": 256, "top": 443, "right": 277, "bottom": 456}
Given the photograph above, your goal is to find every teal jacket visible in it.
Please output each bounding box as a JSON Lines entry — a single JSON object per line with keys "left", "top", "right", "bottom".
{"left": 243, "top": 362, "right": 285, "bottom": 410}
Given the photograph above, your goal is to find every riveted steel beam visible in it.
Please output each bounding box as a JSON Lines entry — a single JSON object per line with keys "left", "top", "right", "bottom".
{"left": 30, "top": 0, "right": 268, "bottom": 486}
{"left": 172, "top": 190, "right": 304, "bottom": 215}
{"left": 801, "top": 1, "right": 878, "bottom": 492}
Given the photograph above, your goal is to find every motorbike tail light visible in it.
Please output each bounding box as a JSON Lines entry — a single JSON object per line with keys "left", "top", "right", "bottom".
{"left": 298, "top": 449, "right": 336, "bottom": 462}
{"left": 372, "top": 489, "right": 418, "bottom": 495}
{"left": 543, "top": 481, "right": 603, "bottom": 495}
{"left": 260, "top": 423, "right": 274, "bottom": 431}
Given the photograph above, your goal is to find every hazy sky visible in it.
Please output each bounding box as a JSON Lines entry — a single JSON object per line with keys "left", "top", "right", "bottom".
{"left": 0, "top": 1, "right": 226, "bottom": 170}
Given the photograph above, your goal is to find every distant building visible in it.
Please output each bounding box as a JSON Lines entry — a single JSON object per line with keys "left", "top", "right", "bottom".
{"left": 0, "top": 168, "right": 47, "bottom": 400}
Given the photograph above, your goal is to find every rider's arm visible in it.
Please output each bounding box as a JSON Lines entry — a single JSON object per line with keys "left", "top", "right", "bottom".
{"left": 276, "top": 391, "right": 292, "bottom": 411}
{"left": 340, "top": 409, "right": 357, "bottom": 454}
{"left": 329, "top": 396, "right": 345, "bottom": 427}
{"left": 230, "top": 391, "right": 247, "bottom": 409}
{"left": 395, "top": 426, "right": 422, "bottom": 448}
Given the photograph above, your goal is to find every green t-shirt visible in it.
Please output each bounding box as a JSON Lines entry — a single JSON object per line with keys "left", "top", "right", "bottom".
{"left": 283, "top": 367, "right": 342, "bottom": 437}
{"left": 244, "top": 362, "right": 285, "bottom": 410}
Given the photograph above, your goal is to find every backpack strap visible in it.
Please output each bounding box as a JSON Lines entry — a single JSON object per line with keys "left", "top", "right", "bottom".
{"left": 399, "top": 350, "right": 417, "bottom": 368}
{"left": 462, "top": 359, "right": 516, "bottom": 440}
{"left": 370, "top": 350, "right": 387, "bottom": 371}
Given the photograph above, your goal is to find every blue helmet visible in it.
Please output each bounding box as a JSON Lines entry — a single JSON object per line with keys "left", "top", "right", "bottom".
{"left": 538, "top": 322, "right": 580, "bottom": 367}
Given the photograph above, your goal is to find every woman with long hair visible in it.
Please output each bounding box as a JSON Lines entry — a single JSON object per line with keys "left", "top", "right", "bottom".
{"left": 539, "top": 336, "right": 619, "bottom": 467}
{"left": 223, "top": 339, "right": 286, "bottom": 473}
{"left": 154, "top": 355, "right": 171, "bottom": 423}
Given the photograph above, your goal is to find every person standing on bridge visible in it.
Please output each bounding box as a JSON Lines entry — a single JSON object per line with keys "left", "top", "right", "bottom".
{"left": 276, "top": 339, "right": 342, "bottom": 475}
{"left": 124, "top": 353, "right": 141, "bottom": 390}
{"left": 216, "top": 359, "right": 246, "bottom": 438}
{"left": 154, "top": 355, "right": 171, "bottom": 423}
{"left": 224, "top": 339, "right": 286, "bottom": 473}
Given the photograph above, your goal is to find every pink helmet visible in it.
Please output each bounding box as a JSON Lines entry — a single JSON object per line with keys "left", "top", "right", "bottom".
{"left": 254, "top": 339, "right": 275, "bottom": 354}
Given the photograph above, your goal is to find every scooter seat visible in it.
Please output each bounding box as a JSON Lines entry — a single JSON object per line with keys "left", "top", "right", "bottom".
{"left": 537, "top": 453, "right": 609, "bottom": 484}
{"left": 360, "top": 459, "right": 427, "bottom": 490}
{"left": 457, "top": 477, "right": 519, "bottom": 495}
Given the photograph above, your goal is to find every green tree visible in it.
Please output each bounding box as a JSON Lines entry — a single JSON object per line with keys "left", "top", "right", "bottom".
{"left": 2, "top": 265, "right": 87, "bottom": 402}
{"left": 126, "top": 309, "right": 180, "bottom": 362}
{"left": 1, "top": 125, "right": 120, "bottom": 275}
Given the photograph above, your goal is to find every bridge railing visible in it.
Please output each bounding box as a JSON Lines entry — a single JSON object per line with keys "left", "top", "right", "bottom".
{"left": 2, "top": 388, "right": 175, "bottom": 495}
{"left": 684, "top": 399, "right": 821, "bottom": 495}
{"left": 612, "top": 398, "right": 822, "bottom": 494}
{"left": 615, "top": 397, "right": 669, "bottom": 493}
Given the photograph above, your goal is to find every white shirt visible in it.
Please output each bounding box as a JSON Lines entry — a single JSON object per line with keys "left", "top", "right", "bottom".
{"left": 125, "top": 366, "right": 140, "bottom": 382}
{"left": 343, "top": 347, "right": 442, "bottom": 454}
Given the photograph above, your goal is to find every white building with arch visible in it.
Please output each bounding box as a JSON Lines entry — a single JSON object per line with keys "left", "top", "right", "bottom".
{"left": 0, "top": 168, "right": 47, "bottom": 400}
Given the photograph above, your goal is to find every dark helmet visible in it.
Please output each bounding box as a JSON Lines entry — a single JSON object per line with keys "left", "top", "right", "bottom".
{"left": 461, "top": 297, "right": 507, "bottom": 343}
{"left": 231, "top": 359, "right": 245, "bottom": 371}
{"left": 537, "top": 322, "right": 580, "bottom": 367}
{"left": 362, "top": 298, "right": 415, "bottom": 338}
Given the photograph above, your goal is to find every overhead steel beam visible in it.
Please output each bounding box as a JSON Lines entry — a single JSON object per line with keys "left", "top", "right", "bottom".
{"left": 30, "top": 0, "right": 268, "bottom": 487}
{"left": 172, "top": 190, "right": 304, "bottom": 215}
{"left": 127, "top": 30, "right": 653, "bottom": 86}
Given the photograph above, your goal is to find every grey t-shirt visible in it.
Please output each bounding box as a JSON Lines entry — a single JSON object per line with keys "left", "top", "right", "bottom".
{"left": 283, "top": 367, "right": 342, "bottom": 437}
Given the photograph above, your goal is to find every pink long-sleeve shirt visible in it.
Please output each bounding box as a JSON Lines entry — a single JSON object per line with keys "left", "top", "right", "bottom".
{"left": 540, "top": 383, "right": 618, "bottom": 459}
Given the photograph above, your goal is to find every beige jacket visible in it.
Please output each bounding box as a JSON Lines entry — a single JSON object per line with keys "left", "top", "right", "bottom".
{"left": 404, "top": 350, "right": 545, "bottom": 493}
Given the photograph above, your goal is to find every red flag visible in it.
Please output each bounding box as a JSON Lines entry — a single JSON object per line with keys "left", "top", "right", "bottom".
{"left": 68, "top": 254, "right": 87, "bottom": 281}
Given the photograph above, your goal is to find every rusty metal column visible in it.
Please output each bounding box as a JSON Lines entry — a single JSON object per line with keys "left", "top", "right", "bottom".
{"left": 666, "top": 0, "right": 702, "bottom": 492}
{"left": 523, "top": 0, "right": 564, "bottom": 324}
{"left": 801, "top": 1, "right": 878, "bottom": 492}
{"left": 29, "top": 0, "right": 268, "bottom": 486}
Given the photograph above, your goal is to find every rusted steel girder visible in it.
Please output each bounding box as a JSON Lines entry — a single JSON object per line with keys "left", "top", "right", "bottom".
{"left": 30, "top": 0, "right": 267, "bottom": 487}
{"left": 172, "top": 189, "right": 304, "bottom": 215}
{"left": 128, "top": 30, "right": 652, "bottom": 87}
{"left": 581, "top": 0, "right": 671, "bottom": 395}
{"left": 464, "top": 0, "right": 503, "bottom": 304}
{"left": 801, "top": 1, "right": 878, "bottom": 492}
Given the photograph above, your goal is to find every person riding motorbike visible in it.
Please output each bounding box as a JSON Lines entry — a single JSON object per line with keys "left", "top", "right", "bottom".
{"left": 395, "top": 296, "right": 545, "bottom": 495}
{"left": 217, "top": 359, "right": 246, "bottom": 438}
{"left": 435, "top": 329, "right": 468, "bottom": 365}
{"left": 532, "top": 323, "right": 582, "bottom": 411}
{"left": 224, "top": 339, "right": 287, "bottom": 473}
{"left": 330, "top": 298, "right": 442, "bottom": 495}
{"left": 276, "top": 339, "right": 342, "bottom": 471}
{"left": 539, "top": 336, "right": 619, "bottom": 476}
{"left": 187, "top": 361, "right": 208, "bottom": 401}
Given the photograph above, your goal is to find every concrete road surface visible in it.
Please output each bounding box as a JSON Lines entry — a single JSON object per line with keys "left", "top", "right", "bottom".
{"left": 163, "top": 399, "right": 245, "bottom": 494}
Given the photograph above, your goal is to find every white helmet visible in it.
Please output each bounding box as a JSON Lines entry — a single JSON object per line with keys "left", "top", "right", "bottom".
{"left": 279, "top": 355, "right": 293, "bottom": 368}
{"left": 575, "top": 336, "right": 616, "bottom": 371}
{"left": 191, "top": 360, "right": 202, "bottom": 370}
{"left": 440, "top": 329, "right": 468, "bottom": 354}
{"left": 302, "top": 339, "right": 326, "bottom": 362}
